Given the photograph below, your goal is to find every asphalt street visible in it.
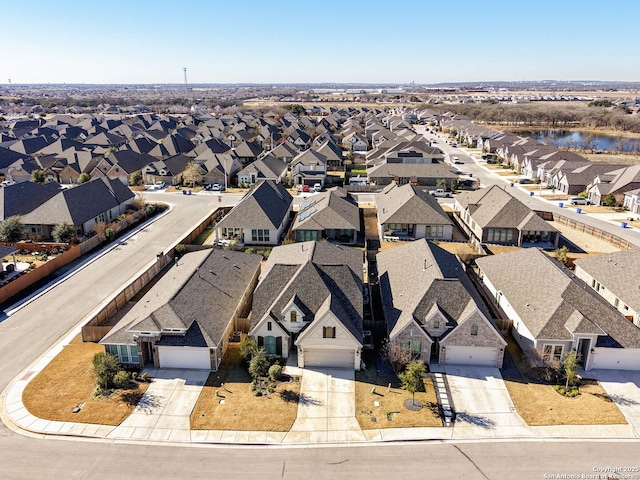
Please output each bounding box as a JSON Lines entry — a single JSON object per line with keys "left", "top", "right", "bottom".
{"left": 1, "top": 189, "right": 639, "bottom": 479}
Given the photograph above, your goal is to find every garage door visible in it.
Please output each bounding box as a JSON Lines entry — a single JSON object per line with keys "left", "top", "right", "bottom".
{"left": 157, "top": 346, "right": 211, "bottom": 370}
{"left": 590, "top": 348, "right": 640, "bottom": 370}
{"left": 304, "top": 349, "right": 354, "bottom": 369}
{"left": 445, "top": 346, "right": 498, "bottom": 366}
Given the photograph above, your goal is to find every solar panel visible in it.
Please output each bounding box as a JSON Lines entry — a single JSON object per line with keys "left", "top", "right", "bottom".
{"left": 298, "top": 208, "right": 317, "bottom": 221}
{"left": 299, "top": 200, "right": 316, "bottom": 212}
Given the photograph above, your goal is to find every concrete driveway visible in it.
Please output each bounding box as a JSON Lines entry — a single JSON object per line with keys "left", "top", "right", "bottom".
{"left": 284, "top": 368, "right": 365, "bottom": 443}
{"left": 590, "top": 370, "right": 640, "bottom": 436}
{"left": 444, "top": 366, "right": 529, "bottom": 438}
{"left": 108, "top": 368, "right": 209, "bottom": 442}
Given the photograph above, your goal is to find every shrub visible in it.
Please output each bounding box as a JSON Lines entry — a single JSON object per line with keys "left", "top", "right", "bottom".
{"left": 174, "top": 244, "right": 187, "bottom": 257}
{"left": 140, "top": 372, "right": 149, "bottom": 382}
{"left": 92, "top": 352, "right": 120, "bottom": 390}
{"left": 268, "top": 364, "right": 282, "bottom": 382}
{"left": 105, "top": 228, "right": 115, "bottom": 241}
{"left": 249, "top": 348, "right": 270, "bottom": 378}
{"left": 112, "top": 370, "right": 131, "bottom": 389}
{"left": 253, "top": 390, "right": 262, "bottom": 397}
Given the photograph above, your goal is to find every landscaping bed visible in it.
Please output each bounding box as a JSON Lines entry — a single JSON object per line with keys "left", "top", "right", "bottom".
{"left": 502, "top": 339, "right": 626, "bottom": 426}
{"left": 190, "top": 347, "right": 300, "bottom": 431}
{"left": 355, "top": 364, "right": 440, "bottom": 429}
{"left": 22, "top": 336, "right": 148, "bottom": 425}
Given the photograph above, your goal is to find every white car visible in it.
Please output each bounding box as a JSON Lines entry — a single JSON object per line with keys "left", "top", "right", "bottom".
{"left": 570, "top": 197, "right": 590, "bottom": 205}
{"left": 154, "top": 181, "right": 165, "bottom": 189}
{"left": 313, "top": 183, "right": 322, "bottom": 192}
{"left": 0, "top": 180, "right": 16, "bottom": 187}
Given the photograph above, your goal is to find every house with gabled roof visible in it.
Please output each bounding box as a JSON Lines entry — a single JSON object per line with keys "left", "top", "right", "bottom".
{"left": 214, "top": 180, "right": 292, "bottom": 246}
{"left": 290, "top": 149, "right": 327, "bottom": 188}
{"left": 623, "top": 188, "right": 640, "bottom": 215}
{"left": 100, "top": 249, "right": 261, "bottom": 370}
{"left": 587, "top": 165, "right": 640, "bottom": 205}
{"left": 237, "top": 153, "right": 287, "bottom": 185}
{"left": 476, "top": 248, "right": 640, "bottom": 370}
{"left": 453, "top": 185, "right": 559, "bottom": 249}
{"left": 100, "top": 150, "right": 157, "bottom": 185}
{"left": 291, "top": 189, "right": 360, "bottom": 244}
{"left": 378, "top": 239, "right": 506, "bottom": 367}
{"left": 20, "top": 177, "right": 134, "bottom": 239}
{"left": 376, "top": 183, "right": 453, "bottom": 241}
{"left": 249, "top": 241, "right": 364, "bottom": 369}
{"left": 141, "top": 154, "right": 194, "bottom": 186}
{"left": 574, "top": 249, "right": 640, "bottom": 328}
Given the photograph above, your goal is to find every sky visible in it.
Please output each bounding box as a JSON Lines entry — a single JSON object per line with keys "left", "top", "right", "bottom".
{"left": 2, "top": 0, "right": 639, "bottom": 85}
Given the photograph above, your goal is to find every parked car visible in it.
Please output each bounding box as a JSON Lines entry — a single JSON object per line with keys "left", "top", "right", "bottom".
{"left": 0, "top": 180, "right": 16, "bottom": 187}
{"left": 211, "top": 183, "right": 224, "bottom": 191}
{"left": 301, "top": 184, "right": 310, "bottom": 193}
{"left": 154, "top": 181, "right": 165, "bottom": 189}
{"left": 452, "top": 156, "right": 464, "bottom": 164}
{"left": 570, "top": 197, "right": 591, "bottom": 205}
{"left": 518, "top": 177, "right": 533, "bottom": 184}
{"left": 313, "top": 183, "right": 322, "bottom": 192}
{"left": 429, "top": 188, "right": 453, "bottom": 198}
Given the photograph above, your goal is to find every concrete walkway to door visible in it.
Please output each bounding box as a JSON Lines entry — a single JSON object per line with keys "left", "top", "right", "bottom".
{"left": 282, "top": 368, "right": 366, "bottom": 443}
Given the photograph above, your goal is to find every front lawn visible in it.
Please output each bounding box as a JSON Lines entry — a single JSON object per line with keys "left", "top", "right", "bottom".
{"left": 190, "top": 347, "right": 300, "bottom": 431}
{"left": 503, "top": 338, "right": 626, "bottom": 426}
{"left": 355, "top": 365, "right": 441, "bottom": 429}
{"left": 22, "top": 336, "right": 148, "bottom": 425}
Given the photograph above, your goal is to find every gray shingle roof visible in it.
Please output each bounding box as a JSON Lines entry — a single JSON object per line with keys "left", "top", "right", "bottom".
{"left": 476, "top": 248, "right": 640, "bottom": 348}
{"left": 376, "top": 183, "right": 452, "bottom": 226}
{"left": 291, "top": 189, "right": 360, "bottom": 232}
{"left": 101, "top": 249, "right": 262, "bottom": 348}
{"left": 252, "top": 241, "right": 363, "bottom": 340}
{"left": 215, "top": 180, "right": 292, "bottom": 231}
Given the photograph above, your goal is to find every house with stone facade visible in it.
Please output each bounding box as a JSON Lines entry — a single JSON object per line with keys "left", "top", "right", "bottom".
{"left": 377, "top": 239, "right": 506, "bottom": 367}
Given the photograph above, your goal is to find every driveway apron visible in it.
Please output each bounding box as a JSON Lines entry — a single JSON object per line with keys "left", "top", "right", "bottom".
{"left": 590, "top": 369, "right": 640, "bottom": 436}
{"left": 283, "top": 368, "right": 365, "bottom": 443}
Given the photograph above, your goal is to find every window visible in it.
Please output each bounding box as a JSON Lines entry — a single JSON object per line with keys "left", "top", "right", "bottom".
{"left": 130, "top": 345, "right": 139, "bottom": 364}
{"left": 542, "top": 344, "right": 563, "bottom": 362}
{"left": 614, "top": 298, "right": 620, "bottom": 308}
{"left": 290, "top": 311, "right": 297, "bottom": 322}
{"left": 411, "top": 340, "right": 422, "bottom": 355}
{"left": 264, "top": 336, "right": 276, "bottom": 355}
{"left": 251, "top": 229, "right": 270, "bottom": 242}
{"left": 470, "top": 324, "right": 478, "bottom": 336}
{"left": 323, "top": 326, "right": 336, "bottom": 339}
{"left": 430, "top": 225, "right": 444, "bottom": 238}
{"left": 433, "top": 320, "right": 440, "bottom": 329}
{"left": 267, "top": 321, "right": 272, "bottom": 331}
{"left": 400, "top": 340, "right": 411, "bottom": 353}
{"left": 487, "top": 228, "right": 514, "bottom": 243}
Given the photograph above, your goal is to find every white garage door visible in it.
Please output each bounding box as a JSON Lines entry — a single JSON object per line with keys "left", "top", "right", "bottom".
{"left": 445, "top": 346, "right": 498, "bottom": 366}
{"left": 590, "top": 348, "right": 640, "bottom": 370}
{"left": 304, "top": 349, "right": 354, "bottom": 369}
{"left": 157, "top": 346, "right": 211, "bottom": 370}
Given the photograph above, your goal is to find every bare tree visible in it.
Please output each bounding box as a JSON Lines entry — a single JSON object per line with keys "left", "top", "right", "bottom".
{"left": 382, "top": 339, "right": 413, "bottom": 374}
{"left": 182, "top": 161, "right": 204, "bottom": 187}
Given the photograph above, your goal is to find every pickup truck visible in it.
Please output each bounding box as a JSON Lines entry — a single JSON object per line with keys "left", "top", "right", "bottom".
{"left": 429, "top": 188, "right": 453, "bottom": 198}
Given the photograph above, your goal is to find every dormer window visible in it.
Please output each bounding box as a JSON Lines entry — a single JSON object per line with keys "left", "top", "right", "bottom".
{"left": 323, "top": 326, "right": 336, "bottom": 339}
{"left": 433, "top": 320, "right": 440, "bottom": 329}
{"left": 290, "top": 311, "right": 297, "bottom": 322}
{"left": 470, "top": 324, "right": 478, "bottom": 336}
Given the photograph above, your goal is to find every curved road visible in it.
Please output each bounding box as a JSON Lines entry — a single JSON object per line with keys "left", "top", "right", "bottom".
{"left": 1, "top": 191, "right": 639, "bottom": 479}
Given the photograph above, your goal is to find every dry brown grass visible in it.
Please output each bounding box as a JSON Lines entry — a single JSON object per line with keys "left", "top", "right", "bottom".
{"left": 190, "top": 348, "right": 300, "bottom": 431}
{"left": 583, "top": 152, "right": 640, "bottom": 166}
{"left": 22, "top": 336, "right": 148, "bottom": 425}
{"left": 355, "top": 366, "right": 441, "bottom": 429}
{"left": 504, "top": 380, "right": 627, "bottom": 426}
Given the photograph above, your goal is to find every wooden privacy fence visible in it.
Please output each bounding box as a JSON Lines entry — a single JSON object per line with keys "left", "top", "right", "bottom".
{"left": 81, "top": 253, "right": 174, "bottom": 342}
{"left": 554, "top": 214, "right": 635, "bottom": 250}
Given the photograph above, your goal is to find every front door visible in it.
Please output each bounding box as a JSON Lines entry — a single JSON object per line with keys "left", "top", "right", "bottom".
{"left": 577, "top": 338, "right": 590, "bottom": 367}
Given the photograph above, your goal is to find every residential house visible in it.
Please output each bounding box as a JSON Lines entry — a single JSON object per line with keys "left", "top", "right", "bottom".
{"left": 574, "top": 249, "right": 640, "bottom": 327}
{"left": 20, "top": 177, "right": 135, "bottom": 239}
{"left": 476, "top": 248, "right": 640, "bottom": 370}
{"left": 100, "top": 249, "right": 261, "bottom": 370}
{"left": 623, "top": 188, "right": 640, "bottom": 214}
{"left": 0, "top": 181, "right": 61, "bottom": 222}
{"left": 378, "top": 239, "right": 506, "bottom": 367}
{"left": 342, "top": 131, "right": 368, "bottom": 152}
{"left": 249, "top": 241, "right": 364, "bottom": 369}
{"left": 453, "top": 185, "right": 559, "bottom": 248}
{"left": 141, "top": 154, "right": 194, "bottom": 186}
{"left": 587, "top": 165, "right": 640, "bottom": 205}
{"left": 214, "top": 180, "right": 292, "bottom": 246}
{"left": 291, "top": 189, "right": 360, "bottom": 244}
{"left": 233, "top": 140, "right": 263, "bottom": 165}
{"left": 376, "top": 183, "right": 453, "bottom": 240}
{"left": 290, "top": 149, "right": 327, "bottom": 188}
{"left": 237, "top": 153, "right": 287, "bottom": 185}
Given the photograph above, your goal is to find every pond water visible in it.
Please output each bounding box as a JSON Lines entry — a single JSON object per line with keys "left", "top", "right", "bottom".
{"left": 518, "top": 129, "right": 640, "bottom": 153}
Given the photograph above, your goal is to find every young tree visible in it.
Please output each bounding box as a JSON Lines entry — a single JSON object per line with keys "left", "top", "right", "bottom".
{"left": 563, "top": 349, "right": 581, "bottom": 390}
{"left": 239, "top": 337, "right": 257, "bottom": 361}
{"left": 92, "top": 352, "right": 120, "bottom": 390}
{"left": 31, "top": 169, "right": 46, "bottom": 183}
{"left": 603, "top": 193, "right": 617, "bottom": 207}
{"left": 93, "top": 221, "right": 108, "bottom": 242}
{"left": 554, "top": 246, "right": 569, "bottom": 265}
{"left": 248, "top": 347, "right": 270, "bottom": 378}
{"left": 78, "top": 173, "right": 91, "bottom": 183}
{"left": 129, "top": 172, "right": 143, "bottom": 186}
{"left": 398, "top": 360, "right": 426, "bottom": 406}
{"left": 52, "top": 222, "right": 76, "bottom": 243}
{"left": 182, "top": 161, "right": 204, "bottom": 187}
{"left": 0, "top": 216, "right": 24, "bottom": 242}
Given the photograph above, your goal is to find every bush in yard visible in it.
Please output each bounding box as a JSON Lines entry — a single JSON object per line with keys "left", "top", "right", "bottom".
{"left": 52, "top": 222, "right": 76, "bottom": 243}
{"left": 174, "top": 244, "right": 186, "bottom": 257}
{"left": 112, "top": 370, "right": 131, "bottom": 389}
{"left": 105, "top": 228, "right": 115, "bottom": 241}
{"left": 268, "top": 364, "right": 282, "bottom": 381}
{"left": 92, "top": 352, "right": 120, "bottom": 390}
{"left": 249, "top": 347, "right": 270, "bottom": 378}
{"left": 398, "top": 360, "right": 426, "bottom": 406}
{"left": 239, "top": 337, "right": 257, "bottom": 361}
